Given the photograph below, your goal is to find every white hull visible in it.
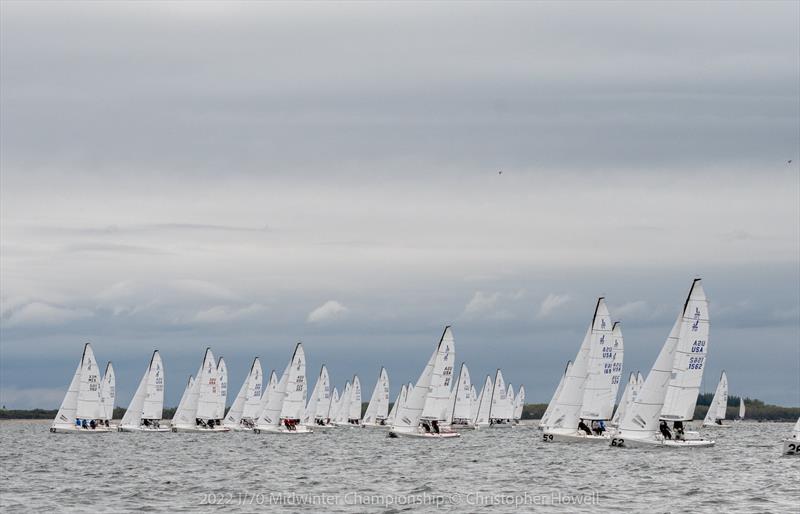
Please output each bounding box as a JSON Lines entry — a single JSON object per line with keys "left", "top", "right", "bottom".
{"left": 542, "top": 430, "right": 609, "bottom": 443}
{"left": 171, "top": 426, "right": 230, "bottom": 433}
{"left": 332, "top": 422, "right": 362, "bottom": 428}
{"left": 451, "top": 424, "right": 477, "bottom": 431}
{"left": 225, "top": 425, "right": 256, "bottom": 432}
{"left": 360, "top": 422, "right": 391, "bottom": 429}
{"left": 783, "top": 439, "right": 800, "bottom": 455}
{"left": 253, "top": 425, "right": 313, "bottom": 434}
{"left": 50, "top": 426, "right": 112, "bottom": 434}
{"left": 117, "top": 425, "right": 170, "bottom": 432}
{"left": 388, "top": 428, "right": 461, "bottom": 439}
{"left": 610, "top": 434, "right": 715, "bottom": 448}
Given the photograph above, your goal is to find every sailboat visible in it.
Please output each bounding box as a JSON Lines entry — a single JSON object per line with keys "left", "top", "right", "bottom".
{"left": 448, "top": 363, "right": 475, "bottom": 430}
{"left": 303, "top": 365, "right": 334, "bottom": 428}
{"left": 332, "top": 381, "right": 351, "bottom": 425}
{"left": 51, "top": 343, "right": 112, "bottom": 433}
{"left": 736, "top": 398, "right": 746, "bottom": 422}
{"left": 386, "top": 383, "right": 408, "bottom": 426}
{"left": 543, "top": 298, "right": 616, "bottom": 442}
{"left": 487, "top": 369, "right": 513, "bottom": 427}
{"left": 119, "top": 350, "right": 168, "bottom": 432}
{"left": 389, "top": 326, "right": 460, "bottom": 438}
{"left": 214, "top": 357, "right": 228, "bottom": 423}
{"left": 347, "top": 375, "right": 363, "bottom": 426}
{"left": 99, "top": 362, "right": 115, "bottom": 428}
{"left": 473, "top": 375, "right": 493, "bottom": 428}
{"left": 539, "top": 361, "right": 571, "bottom": 430}
{"left": 362, "top": 368, "right": 390, "bottom": 428}
{"left": 610, "top": 372, "right": 636, "bottom": 428}
{"left": 223, "top": 357, "right": 263, "bottom": 431}
{"left": 324, "top": 386, "right": 340, "bottom": 426}
{"left": 702, "top": 371, "right": 729, "bottom": 428}
{"left": 171, "top": 348, "right": 230, "bottom": 432}
{"left": 253, "top": 343, "right": 312, "bottom": 434}
{"left": 782, "top": 417, "right": 800, "bottom": 455}
{"left": 611, "top": 279, "right": 714, "bottom": 448}
{"left": 513, "top": 385, "right": 525, "bottom": 424}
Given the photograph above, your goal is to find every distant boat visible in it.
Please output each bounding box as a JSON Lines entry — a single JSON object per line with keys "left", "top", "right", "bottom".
{"left": 513, "top": 385, "right": 525, "bottom": 424}
{"left": 611, "top": 279, "right": 714, "bottom": 448}
{"left": 362, "top": 368, "right": 390, "bottom": 428}
{"left": 448, "top": 363, "right": 475, "bottom": 430}
{"left": 253, "top": 343, "right": 312, "bottom": 434}
{"left": 119, "top": 350, "right": 168, "bottom": 432}
{"left": 172, "top": 348, "right": 229, "bottom": 433}
{"left": 473, "top": 375, "right": 493, "bottom": 428}
{"left": 214, "top": 357, "right": 228, "bottom": 422}
{"left": 737, "top": 398, "right": 746, "bottom": 421}
{"left": 51, "top": 343, "right": 112, "bottom": 433}
{"left": 488, "top": 369, "right": 513, "bottom": 428}
{"left": 782, "top": 417, "right": 800, "bottom": 455}
{"left": 99, "top": 361, "right": 115, "bottom": 428}
{"left": 303, "top": 365, "right": 333, "bottom": 428}
{"left": 388, "top": 326, "right": 460, "bottom": 438}
{"left": 702, "top": 371, "right": 730, "bottom": 428}
{"left": 223, "top": 357, "right": 262, "bottom": 431}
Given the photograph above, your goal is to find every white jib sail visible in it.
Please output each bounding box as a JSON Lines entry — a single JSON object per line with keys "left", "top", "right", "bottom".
{"left": 76, "top": 343, "right": 103, "bottom": 421}
{"left": 258, "top": 364, "right": 289, "bottom": 427}
{"left": 514, "top": 386, "right": 525, "bottom": 420}
{"left": 214, "top": 357, "right": 228, "bottom": 420}
{"left": 611, "top": 372, "right": 636, "bottom": 426}
{"left": 387, "top": 384, "right": 407, "bottom": 425}
{"left": 738, "top": 398, "right": 745, "bottom": 420}
{"left": 99, "top": 362, "right": 115, "bottom": 421}
{"left": 225, "top": 357, "right": 262, "bottom": 427}
{"left": 195, "top": 348, "right": 219, "bottom": 421}
{"left": 392, "top": 327, "right": 452, "bottom": 430}
{"left": 279, "top": 343, "right": 307, "bottom": 421}
{"left": 474, "top": 375, "right": 493, "bottom": 426}
{"left": 450, "top": 363, "right": 472, "bottom": 422}
{"left": 363, "top": 368, "right": 390, "bottom": 424}
{"left": 53, "top": 343, "right": 91, "bottom": 429}
{"left": 579, "top": 298, "right": 614, "bottom": 420}
{"left": 541, "top": 360, "right": 572, "bottom": 428}
{"left": 661, "top": 279, "right": 710, "bottom": 421}
{"left": 326, "top": 386, "right": 340, "bottom": 421}
{"left": 420, "top": 326, "right": 456, "bottom": 422}
{"left": 302, "top": 366, "right": 322, "bottom": 424}
{"left": 254, "top": 371, "right": 277, "bottom": 423}
{"left": 703, "top": 370, "right": 728, "bottom": 425}
{"left": 489, "top": 369, "right": 508, "bottom": 420}
{"left": 172, "top": 375, "right": 195, "bottom": 426}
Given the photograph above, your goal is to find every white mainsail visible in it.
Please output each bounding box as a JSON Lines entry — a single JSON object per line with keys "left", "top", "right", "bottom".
{"left": 703, "top": 371, "right": 728, "bottom": 426}
{"left": 541, "top": 360, "right": 572, "bottom": 428}
{"left": 121, "top": 350, "right": 164, "bottom": 427}
{"left": 738, "top": 398, "right": 745, "bottom": 420}
{"left": 514, "top": 386, "right": 525, "bottom": 420}
{"left": 303, "top": 365, "right": 329, "bottom": 424}
{"left": 363, "top": 368, "right": 390, "bottom": 424}
{"left": 489, "top": 369, "right": 509, "bottom": 420}
{"left": 420, "top": 327, "right": 456, "bottom": 422}
{"left": 99, "top": 362, "right": 115, "bottom": 421}
{"left": 449, "top": 363, "right": 473, "bottom": 422}
{"left": 505, "top": 384, "right": 515, "bottom": 419}
{"left": 392, "top": 327, "right": 453, "bottom": 431}
{"left": 474, "top": 375, "right": 493, "bottom": 427}
{"left": 214, "top": 357, "right": 228, "bottom": 420}
{"left": 618, "top": 280, "right": 706, "bottom": 439}
{"left": 607, "top": 322, "right": 625, "bottom": 417}
{"left": 578, "top": 298, "right": 614, "bottom": 420}
{"left": 195, "top": 348, "right": 219, "bottom": 421}
{"left": 224, "top": 357, "right": 263, "bottom": 427}
{"left": 661, "top": 279, "right": 710, "bottom": 421}
{"left": 278, "top": 343, "right": 307, "bottom": 421}
{"left": 348, "top": 375, "right": 363, "bottom": 422}
{"left": 386, "top": 384, "right": 407, "bottom": 425}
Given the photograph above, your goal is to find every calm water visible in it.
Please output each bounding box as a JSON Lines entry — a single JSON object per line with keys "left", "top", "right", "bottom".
{"left": 0, "top": 420, "right": 797, "bottom": 513}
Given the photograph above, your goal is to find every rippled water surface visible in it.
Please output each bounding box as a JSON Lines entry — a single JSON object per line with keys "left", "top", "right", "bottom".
{"left": 1, "top": 420, "right": 798, "bottom": 512}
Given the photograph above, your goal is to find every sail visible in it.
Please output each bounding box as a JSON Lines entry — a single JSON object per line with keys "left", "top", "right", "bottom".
{"left": 195, "top": 348, "right": 218, "bottom": 420}
{"left": 546, "top": 299, "right": 600, "bottom": 430}
{"left": 469, "top": 385, "right": 479, "bottom": 422}
{"left": 172, "top": 375, "right": 195, "bottom": 425}
{"left": 661, "top": 279, "right": 710, "bottom": 421}
{"left": 254, "top": 371, "right": 278, "bottom": 424}
{"left": 387, "top": 384, "right": 407, "bottom": 425}
{"left": 392, "top": 329, "right": 446, "bottom": 430}
{"left": 257, "top": 365, "right": 288, "bottom": 427}
{"left": 363, "top": 368, "right": 390, "bottom": 424}
{"left": 334, "top": 381, "right": 351, "bottom": 423}
{"left": 618, "top": 313, "right": 682, "bottom": 437}
{"left": 420, "top": 326, "right": 456, "bottom": 421}
{"left": 76, "top": 343, "right": 103, "bottom": 420}
{"left": 793, "top": 417, "right": 800, "bottom": 439}
{"left": 514, "top": 386, "right": 525, "bottom": 420}
{"left": 142, "top": 351, "right": 165, "bottom": 420}
{"left": 474, "top": 375, "right": 493, "bottom": 426}
{"left": 326, "top": 386, "right": 340, "bottom": 420}
{"left": 738, "top": 398, "right": 745, "bottom": 420}
{"left": 607, "top": 322, "right": 625, "bottom": 417}
{"left": 53, "top": 344, "right": 88, "bottom": 428}
{"left": 579, "top": 298, "right": 614, "bottom": 420}
{"left": 611, "top": 372, "right": 636, "bottom": 426}
{"left": 450, "top": 363, "right": 473, "bottom": 421}
{"left": 311, "top": 365, "right": 331, "bottom": 421}
{"left": 302, "top": 367, "right": 322, "bottom": 424}
{"left": 541, "top": 360, "right": 572, "bottom": 428}
{"left": 279, "top": 343, "right": 307, "bottom": 420}
{"left": 214, "top": 357, "right": 228, "bottom": 420}
{"left": 489, "top": 369, "right": 508, "bottom": 420}
{"left": 703, "top": 371, "right": 728, "bottom": 425}
{"left": 225, "top": 357, "right": 262, "bottom": 427}
{"left": 99, "top": 362, "right": 115, "bottom": 421}
{"left": 348, "top": 375, "right": 362, "bottom": 420}
{"left": 505, "top": 384, "right": 515, "bottom": 419}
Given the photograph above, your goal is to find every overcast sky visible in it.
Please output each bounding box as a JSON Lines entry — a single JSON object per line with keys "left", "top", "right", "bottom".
{"left": 1, "top": 1, "right": 798, "bottom": 409}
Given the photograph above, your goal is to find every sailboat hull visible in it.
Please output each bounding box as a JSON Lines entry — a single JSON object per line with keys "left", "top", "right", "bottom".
{"left": 450, "top": 424, "right": 477, "bottom": 431}
{"left": 117, "top": 425, "right": 170, "bottom": 432}
{"left": 360, "top": 422, "right": 391, "bottom": 429}
{"left": 542, "top": 430, "right": 609, "bottom": 443}
{"left": 610, "top": 435, "right": 715, "bottom": 448}
{"left": 388, "top": 428, "right": 460, "bottom": 439}
{"left": 253, "top": 425, "right": 313, "bottom": 434}
{"left": 782, "top": 439, "right": 800, "bottom": 455}
{"left": 50, "top": 426, "right": 113, "bottom": 434}
{"left": 171, "top": 426, "right": 230, "bottom": 433}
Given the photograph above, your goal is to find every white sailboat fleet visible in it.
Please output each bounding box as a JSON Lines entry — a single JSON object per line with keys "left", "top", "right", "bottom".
{"left": 542, "top": 298, "right": 621, "bottom": 443}
{"left": 51, "top": 343, "right": 113, "bottom": 433}
{"left": 362, "top": 367, "right": 390, "bottom": 428}
{"left": 253, "top": 343, "right": 311, "bottom": 434}
{"left": 611, "top": 279, "right": 714, "bottom": 448}
{"left": 303, "top": 365, "right": 332, "bottom": 428}
{"left": 171, "top": 348, "right": 230, "bottom": 432}
{"left": 223, "top": 357, "right": 262, "bottom": 431}
{"left": 119, "top": 350, "right": 167, "bottom": 432}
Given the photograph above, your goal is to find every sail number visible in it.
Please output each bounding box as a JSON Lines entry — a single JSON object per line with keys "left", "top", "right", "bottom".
{"left": 787, "top": 443, "right": 799, "bottom": 455}
{"left": 691, "top": 340, "right": 706, "bottom": 353}
{"left": 610, "top": 438, "right": 624, "bottom": 447}
{"left": 543, "top": 434, "right": 554, "bottom": 442}
{"left": 688, "top": 356, "right": 704, "bottom": 370}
